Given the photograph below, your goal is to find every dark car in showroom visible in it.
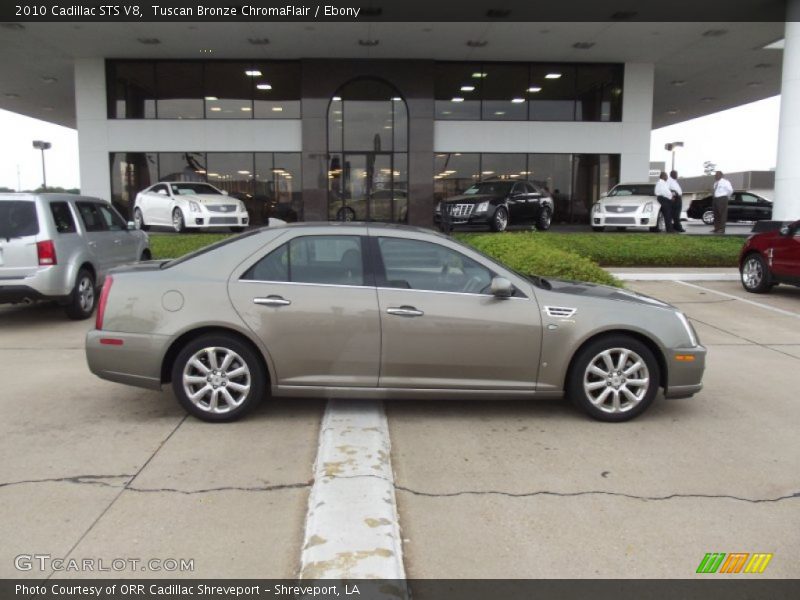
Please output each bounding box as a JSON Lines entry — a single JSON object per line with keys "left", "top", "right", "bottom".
{"left": 434, "top": 180, "right": 554, "bottom": 232}
{"left": 739, "top": 220, "right": 800, "bottom": 293}
{"left": 687, "top": 191, "right": 773, "bottom": 225}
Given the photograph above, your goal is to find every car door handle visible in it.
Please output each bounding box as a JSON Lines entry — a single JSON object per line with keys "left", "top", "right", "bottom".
{"left": 88, "top": 241, "right": 97, "bottom": 248}
{"left": 114, "top": 239, "right": 122, "bottom": 245}
{"left": 253, "top": 295, "right": 291, "bottom": 307}
{"left": 386, "top": 306, "right": 424, "bottom": 317}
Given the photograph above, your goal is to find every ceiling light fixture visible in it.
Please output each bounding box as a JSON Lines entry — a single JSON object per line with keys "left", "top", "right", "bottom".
{"left": 137, "top": 38, "right": 160, "bottom": 45}
{"left": 666, "top": 109, "right": 679, "bottom": 115}
{"left": 572, "top": 42, "right": 595, "bottom": 49}
{"left": 527, "top": 86, "right": 542, "bottom": 93}
{"left": 700, "top": 97, "right": 715, "bottom": 102}
{"left": 702, "top": 29, "right": 728, "bottom": 37}
{"left": 237, "top": 170, "right": 251, "bottom": 175}
{"left": 670, "top": 80, "right": 687, "bottom": 87}
{"left": 0, "top": 23, "right": 25, "bottom": 30}
{"left": 545, "top": 73, "right": 562, "bottom": 79}
{"left": 460, "top": 85, "right": 475, "bottom": 92}
{"left": 41, "top": 76, "right": 58, "bottom": 84}
{"left": 245, "top": 69, "right": 262, "bottom": 77}
{"left": 466, "top": 40, "right": 488, "bottom": 48}
{"left": 511, "top": 98, "right": 525, "bottom": 103}
{"left": 746, "top": 81, "right": 763, "bottom": 87}
{"left": 240, "top": 106, "right": 252, "bottom": 111}
{"left": 256, "top": 83, "right": 272, "bottom": 90}
{"left": 204, "top": 96, "right": 218, "bottom": 101}
{"left": 451, "top": 97, "right": 465, "bottom": 103}
{"left": 247, "top": 38, "right": 270, "bottom": 45}
{"left": 4, "top": 92, "right": 20, "bottom": 98}
{"left": 332, "top": 96, "right": 342, "bottom": 102}
{"left": 209, "top": 107, "right": 222, "bottom": 111}
{"left": 472, "top": 72, "right": 488, "bottom": 78}
{"left": 754, "top": 63, "right": 773, "bottom": 68}
{"left": 358, "top": 39, "right": 379, "bottom": 47}
{"left": 272, "top": 106, "right": 283, "bottom": 112}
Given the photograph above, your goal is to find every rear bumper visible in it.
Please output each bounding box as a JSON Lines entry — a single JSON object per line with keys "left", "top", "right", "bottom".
{"left": 85, "top": 329, "right": 169, "bottom": 390}
{"left": 665, "top": 345, "right": 707, "bottom": 398}
{"left": 0, "top": 284, "right": 68, "bottom": 304}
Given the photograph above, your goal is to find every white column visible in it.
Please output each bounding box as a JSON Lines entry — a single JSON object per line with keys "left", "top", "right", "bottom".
{"left": 620, "top": 63, "right": 654, "bottom": 182}
{"left": 774, "top": 0, "right": 800, "bottom": 220}
{"left": 74, "top": 58, "right": 111, "bottom": 200}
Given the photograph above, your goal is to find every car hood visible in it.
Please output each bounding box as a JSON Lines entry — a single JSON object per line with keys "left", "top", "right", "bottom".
{"left": 599, "top": 194, "right": 653, "bottom": 205}
{"left": 443, "top": 194, "right": 500, "bottom": 205}
{"left": 543, "top": 278, "right": 674, "bottom": 309}
{"left": 180, "top": 194, "right": 236, "bottom": 205}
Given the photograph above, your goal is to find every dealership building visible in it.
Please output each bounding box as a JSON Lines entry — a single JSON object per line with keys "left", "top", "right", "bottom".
{"left": 1, "top": 5, "right": 799, "bottom": 226}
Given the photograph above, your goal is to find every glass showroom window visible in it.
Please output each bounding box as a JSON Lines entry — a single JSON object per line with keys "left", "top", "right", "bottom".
{"left": 106, "top": 61, "right": 156, "bottom": 119}
{"left": 327, "top": 78, "right": 409, "bottom": 223}
{"left": 158, "top": 152, "right": 207, "bottom": 181}
{"left": 481, "top": 154, "right": 527, "bottom": 181}
{"left": 204, "top": 62, "right": 254, "bottom": 119}
{"left": 255, "top": 152, "right": 303, "bottom": 224}
{"left": 109, "top": 152, "right": 158, "bottom": 216}
{"left": 575, "top": 64, "right": 624, "bottom": 122}
{"left": 435, "top": 63, "right": 482, "bottom": 120}
{"left": 528, "top": 154, "right": 574, "bottom": 223}
{"left": 252, "top": 62, "right": 301, "bottom": 119}
{"left": 434, "top": 153, "right": 480, "bottom": 202}
{"left": 528, "top": 64, "right": 577, "bottom": 121}
{"left": 155, "top": 62, "right": 204, "bottom": 119}
{"left": 481, "top": 63, "right": 529, "bottom": 121}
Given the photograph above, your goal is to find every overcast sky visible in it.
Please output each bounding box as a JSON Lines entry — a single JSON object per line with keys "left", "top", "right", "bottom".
{"left": 0, "top": 94, "right": 783, "bottom": 191}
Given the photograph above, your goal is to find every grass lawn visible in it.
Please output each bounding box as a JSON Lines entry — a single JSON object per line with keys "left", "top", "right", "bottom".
{"left": 148, "top": 229, "right": 744, "bottom": 288}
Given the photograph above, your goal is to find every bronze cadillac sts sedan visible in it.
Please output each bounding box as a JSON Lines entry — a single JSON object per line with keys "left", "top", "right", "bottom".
{"left": 86, "top": 223, "right": 706, "bottom": 422}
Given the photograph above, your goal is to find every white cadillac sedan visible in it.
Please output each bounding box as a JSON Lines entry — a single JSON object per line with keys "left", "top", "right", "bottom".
{"left": 591, "top": 183, "right": 666, "bottom": 233}
{"left": 133, "top": 182, "right": 250, "bottom": 233}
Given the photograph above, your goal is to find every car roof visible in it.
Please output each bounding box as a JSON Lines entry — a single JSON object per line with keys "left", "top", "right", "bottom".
{"left": 257, "top": 221, "right": 442, "bottom": 237}
{"left": 0, "top": 192, "right": 107, "bottom": 203}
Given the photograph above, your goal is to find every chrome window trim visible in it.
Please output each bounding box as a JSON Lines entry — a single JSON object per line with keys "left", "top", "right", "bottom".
{"left": 238, "top": 279, "right": 369, "bottom": 290}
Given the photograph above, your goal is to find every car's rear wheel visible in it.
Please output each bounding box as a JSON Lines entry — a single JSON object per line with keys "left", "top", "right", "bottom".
{"left": 133, "top": 208, "right": 149, "bottom": 231}
{"left": 741, "top": 253, "right": 773, "bottom": 294}
{"left": 171, "top": 334, "right": 266, "bottom": 422}
{"left": 567, "top": 335, "right": 660, "bottom": 422}
{"left": 64, "top": 268, "right": 96, "bottom": 320}
{"left": 172, "top": 208, "right": 186, "bottom": 233}
{"left": 491, "top": 206, "right": 508, "bottom": 232}
{"left": 140, "top": 249, "right": 151, "bottom": 261}
{"left": 336, "top": 207, "right": 356, "bottom": 222}
{"left": 535, "top": 206, "right": 552, "bottom": 231}
{"left": 701, "top": 210, "right": 715, "bottom": 225}
{"left": 649, "top": 211, "right": 666, "bottom": 233}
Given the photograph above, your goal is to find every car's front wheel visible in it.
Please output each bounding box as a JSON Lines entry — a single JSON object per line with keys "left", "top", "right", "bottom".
{"left": 133, "top": 208, "right": 149, "bottom": 231}
{"left": 567, "top": 335, "right": 660, "bottom": 422}
{"left": 64, "top": 268, "right": 96, "bottom": 320}
{"left": 649, "top": 211, "right": 666, "bottom": 233}
{"left": 172, "top": 208, "right": 186, "bottom": 233}
{"left": 535, "top": 206, "right": 552, "bottom": 231}
{"left": 701, "top": 210, "right": 715, "bottom": 225}
{"left": 171, "top": 334, "right": 266, "bottom": 422}
{"left": 336, "top": 207, "right": 357, "bottom": 222}
{"left": 491, "top": 206, "right": 509, "bottom": 232}
{"left": 741, "top": 253, "right": 773, "bottom": 294}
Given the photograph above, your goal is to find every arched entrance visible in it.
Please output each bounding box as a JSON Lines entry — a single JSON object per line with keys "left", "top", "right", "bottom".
{"left": 327, "top": 77, "right": 409, "bottom": 222}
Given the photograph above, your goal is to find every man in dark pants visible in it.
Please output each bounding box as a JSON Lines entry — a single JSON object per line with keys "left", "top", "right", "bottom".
{"left": 668, "top": 170, "right": 685, "bottom": 232}
{"left": 712, "top": 171, "right": 733, "bottom": 234}
{"left": 654, "top": 171, "right": 674, "bottom": 232}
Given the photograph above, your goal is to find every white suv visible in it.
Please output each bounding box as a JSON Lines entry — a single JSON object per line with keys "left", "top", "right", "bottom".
{"left": 591, "top": 183, "right": 666, "bottom": 232}
{"left": 134, "top": 182, "right": 249, "bottom": 233}
{"left": 0, "top": 193, "right": 150, "bottom": 319}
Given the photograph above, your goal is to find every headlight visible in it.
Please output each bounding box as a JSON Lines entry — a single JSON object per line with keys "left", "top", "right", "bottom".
{"left": 237, "top": 200, "right": 246, "bottom": 212}
{"left": 676, "top": 312, "right": 698, "bottom": 347}
{"left": 476, "top": 201, "right": 489, "bottom": 212}
{"left": 642, "top": 201, "right": 653, "bottom": 214}
{"left": 592, "top": 202, "right": 603, "bottom": 214}
{"left": 188, "top": 200, "right": 201, "bottom": 212}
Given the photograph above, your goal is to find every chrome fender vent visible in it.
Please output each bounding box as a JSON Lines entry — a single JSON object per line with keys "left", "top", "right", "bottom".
{"left": 544, "top": 306, "right": 577, "bottom": 318}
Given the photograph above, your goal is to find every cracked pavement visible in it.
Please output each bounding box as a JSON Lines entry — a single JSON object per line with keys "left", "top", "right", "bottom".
{"left": 2, "top": 281, "right": 799, "bottom": 579}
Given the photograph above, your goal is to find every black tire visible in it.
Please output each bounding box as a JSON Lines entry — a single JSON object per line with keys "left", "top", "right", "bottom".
{"left": 172, "top": 208, "right": 185, "bottom": 233}
{"left": 64, "top": 268, "right": 96, "bottom": 320}
{"left": 336, "top": 207, "right": 357, "bottom": 222}
{"left": 649, "top": 211, "right": 666, "bottom": 233}
{"left": 740, "top": 253, "right": 773, "bottom": 294}
{"left": 133, "top": 208, "right": 149, "bottom": 231}
{"left": 140, "top": 249, "right": 152, "bottom": 261}
{"left": 591, "top": 226, "right": 605, "bottom": 232}
{"left": 535, "top": 206, "right": 552, "bottom": 231}
{"left": 491, "top": 206, "right": 509, "bottom": 232}
{"left": 701, "top": 210, "right": 715, "bottom": 225}
{"left": 230, "top": 227, "right": 246, "bottom": 233}
{"left": 566, "top": 335, "right": 660, "bottom": 422}
{"left": 171, "top": 334, "right": 266, "bottom": 422}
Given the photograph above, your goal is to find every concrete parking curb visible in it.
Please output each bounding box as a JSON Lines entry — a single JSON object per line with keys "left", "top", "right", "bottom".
{"left": 299, "top": 399, "right": 405, "bottom": 580}
{"left": 610, "top": 271, "right": 739, "bottom": 282}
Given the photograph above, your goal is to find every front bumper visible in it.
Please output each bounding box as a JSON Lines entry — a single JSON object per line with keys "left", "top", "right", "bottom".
{"left": 592, "top": 210, "right": 659, "bottom": 229}
{"left": 187, "top": 211, "right": 249, "bottom": 229}
{"left": 434, "top": 210, "right": 494, "bottom": 229}
{"left": 664, "top": 345, "right": 707, "bottom": 398}
{"left": 85, "top": 329, "right": 169, "bottom": 390}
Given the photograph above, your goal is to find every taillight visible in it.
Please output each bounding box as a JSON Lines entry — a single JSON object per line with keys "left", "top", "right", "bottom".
{"left": 96, "top": 275, "right": 113, "bottom": 330}
{"left": 37, "top": 240, "right": 57, "bottom": 265}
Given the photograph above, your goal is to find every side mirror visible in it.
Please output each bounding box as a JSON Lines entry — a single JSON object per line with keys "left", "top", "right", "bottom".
{"left": 490, "top": 276, "right": 514, "bottom": 298}
{"left": 126, "top": 221, "right": 136, "bottom": 230}
{"left": 600, "top": 192, "right": 608, "bottom": 199}
{"left": 157, "top": 189, "right": 167, "bottom": 196}
{"left": 221, "top": 190, "right": 229, "bottom": 196}
{"left": 780, "top": 225, "right": 790, "bottom": 236}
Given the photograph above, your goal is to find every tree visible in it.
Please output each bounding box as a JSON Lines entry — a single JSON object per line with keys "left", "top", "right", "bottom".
{"left": 703, "top": 161, "right": 717, "bottom": 175}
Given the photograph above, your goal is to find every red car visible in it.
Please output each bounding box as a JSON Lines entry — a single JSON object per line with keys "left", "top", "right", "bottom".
{"left": 739, "top": 220, "right": 800, "bottom": 293}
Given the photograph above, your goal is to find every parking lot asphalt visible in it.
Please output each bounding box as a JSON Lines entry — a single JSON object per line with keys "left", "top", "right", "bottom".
{"left": 1, "top": 280, "right": 798, "bottom": 579}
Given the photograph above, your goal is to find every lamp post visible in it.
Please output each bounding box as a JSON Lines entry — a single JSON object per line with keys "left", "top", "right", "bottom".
{"left": 664, "top": 141, "right": 684, "bottom": 172}
{"left": 32, "top": 140, "right": 51, "bottom": 190}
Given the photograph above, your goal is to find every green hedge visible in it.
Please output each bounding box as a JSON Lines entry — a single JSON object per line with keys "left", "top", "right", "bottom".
{"left": 459, "top": 233, "right": 621, "bottom": 287}
{"left": 149, "top": 233, "right": 231, "bottom": 260}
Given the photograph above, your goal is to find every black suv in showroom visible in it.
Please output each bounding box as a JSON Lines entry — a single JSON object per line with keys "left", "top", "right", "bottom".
{"left": 434, "top": 180, "right": 554, "bottom": 232}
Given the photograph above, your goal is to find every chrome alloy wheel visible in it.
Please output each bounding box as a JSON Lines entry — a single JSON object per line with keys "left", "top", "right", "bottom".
{"left": 495, "top": 208, "right": 508, "bottom": 231}
{"left": 583, "top": 348, "right": 650, "bottom": 414}
{"left": 182, "top": 347, "right": 252, "bottom": 414}
{"left": 742, "top": 256, "right": 764, "bottom": 290}
{"left": 77, "top": 276, "right": 94, "bottom": 313}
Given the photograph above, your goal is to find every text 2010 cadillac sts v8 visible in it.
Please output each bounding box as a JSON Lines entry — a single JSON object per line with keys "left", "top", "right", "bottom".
{"left": 86, "top": 223, "right": 705, "bottom": 422}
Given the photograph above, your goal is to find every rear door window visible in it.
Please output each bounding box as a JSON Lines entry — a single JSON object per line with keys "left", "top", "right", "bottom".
{"left": 0, "top": 201, "right": 39, "bottom": 239}
{"left": 49, "top": 202, "right": 77, "bottom": 234}
{"left": 97, "top": 204, "right": 127, "bottom": 231}
{"left": 76, "top": 202, "right": 108, "bottom": 232}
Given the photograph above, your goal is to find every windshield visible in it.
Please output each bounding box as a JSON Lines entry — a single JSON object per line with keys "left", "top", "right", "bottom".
{"left": 0, "top": 201, "right": 39, "bottom": 240}
{"left": 608, "top": 184, "right": 655, "bottom": 197}
{"left": 461, "top": 182, "right": 514, "bottom": 197}
{"left": 169, "top": 183, "right": 222, "bottom": 196}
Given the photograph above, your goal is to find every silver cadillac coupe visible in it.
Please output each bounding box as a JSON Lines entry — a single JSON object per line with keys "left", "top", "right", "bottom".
{"left": 86, "top": 223, "right": 705, "bottom": 422}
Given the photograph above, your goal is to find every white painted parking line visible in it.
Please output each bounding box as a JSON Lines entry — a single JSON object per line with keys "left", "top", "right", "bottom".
{"left": 611, "top": 272, "right": 739, "bottom": 281}
{"left": 299, "top": 399, "right": 405, "bottom": 580}
{"left": 676, "top": 281, "right": 800, "bottom": 319}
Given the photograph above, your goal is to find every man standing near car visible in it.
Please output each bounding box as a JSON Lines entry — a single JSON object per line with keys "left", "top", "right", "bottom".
{"left": 655, "top": 172, "right": 674, "bottom": 232}
{"left": 712, "top": 171, "right": 733, "bottom": 234}
{"left": 668, "top": 170, "right": 685, "bottom": 232}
